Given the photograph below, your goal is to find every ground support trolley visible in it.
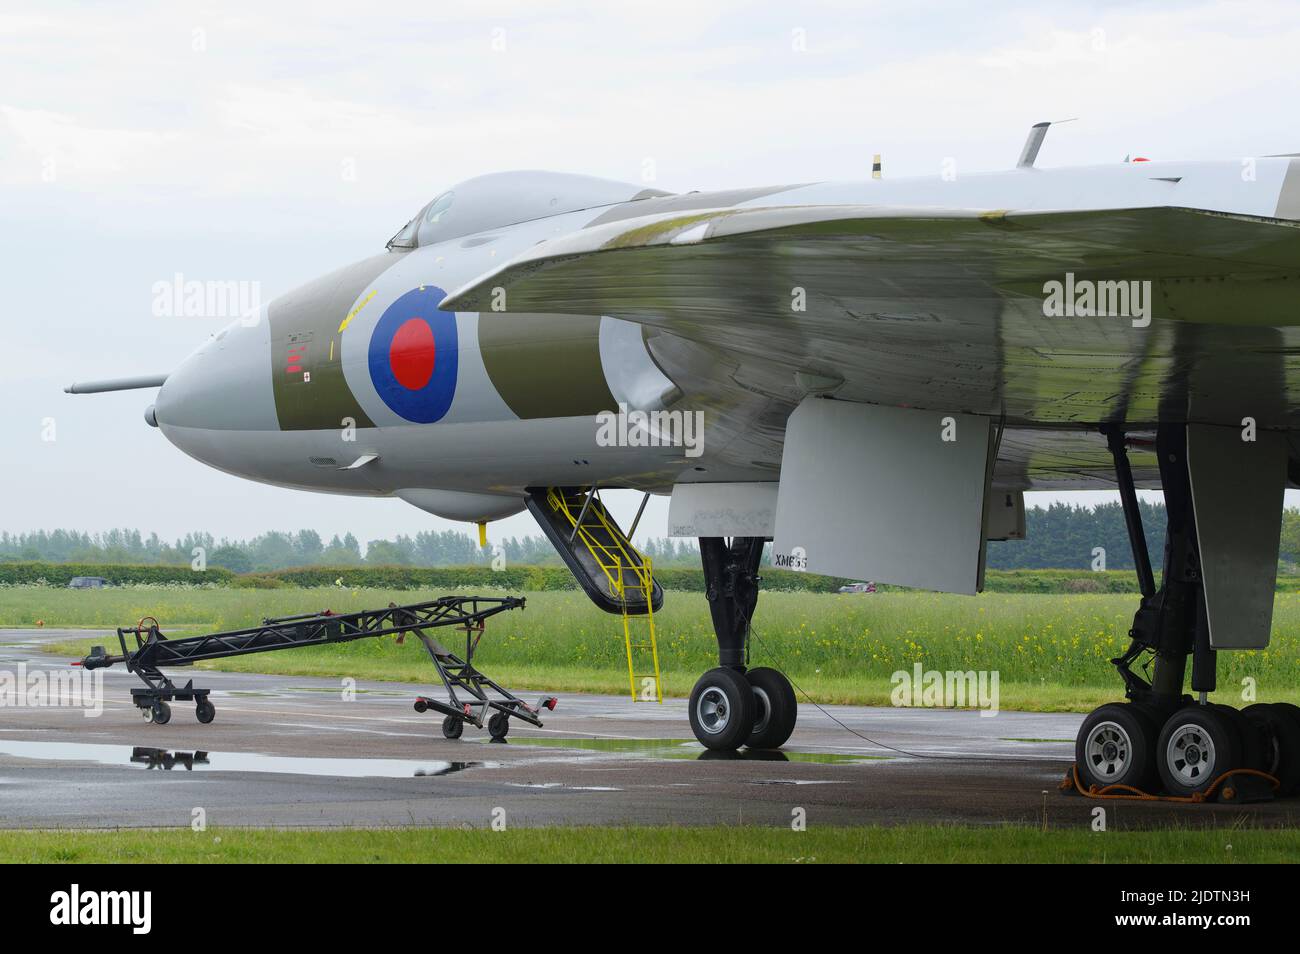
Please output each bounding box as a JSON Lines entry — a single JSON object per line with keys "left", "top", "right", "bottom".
{"left": 78, "top": 596, "right": 551, "bottom": 739}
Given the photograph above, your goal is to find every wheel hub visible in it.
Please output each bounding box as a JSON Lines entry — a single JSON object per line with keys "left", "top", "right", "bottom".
{"left": 1167, "top": 723, "right": 1217, "bottom": 784}
{"left": 696, "top": 687, "right": 731, "bottom": 734}
{"left": 1084, "top": 721, "right": 1132, "bottom": 778}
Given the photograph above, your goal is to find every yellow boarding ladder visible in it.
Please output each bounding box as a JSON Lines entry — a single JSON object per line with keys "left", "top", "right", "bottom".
{"left": 545, "top": 488, "right": 663, "bottom": 703}
{"left": 615, "top": 555, "right": 662, "bottom": 703}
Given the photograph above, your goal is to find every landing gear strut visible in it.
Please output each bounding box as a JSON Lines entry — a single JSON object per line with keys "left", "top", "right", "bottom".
{"left": 688, "top": 537, "right": 797, "bottom": 751}
{"left": 1075, "top": 425, "right": 1300, "bottom": 796}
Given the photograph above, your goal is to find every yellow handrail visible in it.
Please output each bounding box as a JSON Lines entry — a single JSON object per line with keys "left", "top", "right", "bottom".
{"left": 615, "top": 554, "right": 662, "bottom": 703}
{"left": 546, "top": 488, "right": 646, "bottom": 601}
{"left": 547, "top": 488, "right": 661, "bottom": 703}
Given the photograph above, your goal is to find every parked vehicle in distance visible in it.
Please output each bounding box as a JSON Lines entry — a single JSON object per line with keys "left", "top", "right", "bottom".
{"left": 67, "top": 577, "right": 108, "bottom": 589}
{"left": 837, "top": 581, "right": 877, "bottom": 594}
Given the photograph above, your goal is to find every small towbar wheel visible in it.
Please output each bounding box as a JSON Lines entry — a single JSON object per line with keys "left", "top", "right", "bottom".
{"left": 195, "top": 698, "right": 216, "bottom": 724}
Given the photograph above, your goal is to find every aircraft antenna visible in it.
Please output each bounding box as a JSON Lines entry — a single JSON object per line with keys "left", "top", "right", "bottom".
{"left": 1017, "top": 118, "right": 1077, "bottom": 169}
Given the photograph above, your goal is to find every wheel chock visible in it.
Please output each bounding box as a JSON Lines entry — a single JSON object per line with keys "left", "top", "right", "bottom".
{"left": 1060, "top": 763, "right": 1281, "bottom": 803}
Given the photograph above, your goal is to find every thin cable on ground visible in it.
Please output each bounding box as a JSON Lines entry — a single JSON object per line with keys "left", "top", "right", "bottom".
{"left": 745, "top": 614, "right": 1023, "bottom": 763}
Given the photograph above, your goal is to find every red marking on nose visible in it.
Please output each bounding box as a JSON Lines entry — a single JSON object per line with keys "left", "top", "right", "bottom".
{"left": 389, "top": 318, "right": 436, "bottom": 390}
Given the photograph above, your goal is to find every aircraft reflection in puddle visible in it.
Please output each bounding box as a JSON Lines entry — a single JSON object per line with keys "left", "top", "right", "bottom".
{"left": 131, "top": 747, "right": 210, "bottom": 771}
{"left": 696, "top": 748, "right": 789, "bottom": 762}
{"left": 0, "top": 738, "right": 482, "bottom": 779}
{"left": 126, "top": 746, "right": 479, "bottom": 777}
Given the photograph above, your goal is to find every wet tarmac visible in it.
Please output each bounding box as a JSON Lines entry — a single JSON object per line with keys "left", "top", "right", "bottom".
{"left": 3, "top": 627, "right": 1299, "bottom": 830}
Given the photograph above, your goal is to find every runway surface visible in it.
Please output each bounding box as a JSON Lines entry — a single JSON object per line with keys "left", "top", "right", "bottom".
{"left": 3, "top": 628, "right": 1298, "bottom": 830}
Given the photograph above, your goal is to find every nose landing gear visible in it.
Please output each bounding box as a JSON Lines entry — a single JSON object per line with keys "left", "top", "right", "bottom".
{"left": 687, "top": 537, "right": 798, "bottom": 751}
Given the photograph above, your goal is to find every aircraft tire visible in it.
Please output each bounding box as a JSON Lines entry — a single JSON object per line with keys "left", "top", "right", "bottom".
{"left": 1075, "top": 702, "right": 1158, "bottom": 792}
{"left": 1242, "top": 703, "right": 1300, "bottom": 794}
{"left": 744, "top": 667, "right": 797, "bottom": 750}
{"left": 689, "top": 667, "right": 755, "bottom": 751}
{"left": 1217, "top": 704, "right": 1267, "bottom": 772}
{"left": 1156, "top": 705, "right": 1240, "bottom": 797}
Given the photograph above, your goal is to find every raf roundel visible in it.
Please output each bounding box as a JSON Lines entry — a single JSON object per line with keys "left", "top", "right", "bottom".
{"left": 367, "top": 286, "right": 458, "bottom": 423}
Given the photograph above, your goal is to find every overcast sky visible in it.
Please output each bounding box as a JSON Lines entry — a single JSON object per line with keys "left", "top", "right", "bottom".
{"left": 3, "top": 0, "right": 1298, "bottom": 548}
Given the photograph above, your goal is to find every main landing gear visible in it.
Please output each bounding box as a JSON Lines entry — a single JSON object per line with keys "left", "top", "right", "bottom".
{"left": 1074, "top": 425, "right": 1300, "bottom": 797}
{"left": 687, "top": 537, "right": 798, "bottom": 751}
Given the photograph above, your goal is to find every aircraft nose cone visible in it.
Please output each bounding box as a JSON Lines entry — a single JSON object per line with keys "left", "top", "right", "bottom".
{"left": 155, "top": 314, "right": 277, "bottom": 432}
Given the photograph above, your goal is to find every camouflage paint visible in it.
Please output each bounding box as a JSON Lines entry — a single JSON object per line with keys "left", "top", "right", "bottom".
{"left": 478, "top": 314, "right": 616, "bottom": 418}
{"left": 270, "top": 254, "right": 396, "bottom": 430}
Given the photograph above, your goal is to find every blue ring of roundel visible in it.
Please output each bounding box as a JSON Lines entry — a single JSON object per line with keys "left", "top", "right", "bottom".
{"left": 367, "top": 286, "right": 458, "bottom": 423}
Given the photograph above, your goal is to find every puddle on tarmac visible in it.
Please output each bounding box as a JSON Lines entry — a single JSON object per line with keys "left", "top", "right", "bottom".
{"left": 493, "top": 736, "right": 886, "bottom": 764}
{"left": 225, "top": 687, "right": 407, "bottom": 699}
{"left": 0, "top": 738, "right": 485, "bottom": 778}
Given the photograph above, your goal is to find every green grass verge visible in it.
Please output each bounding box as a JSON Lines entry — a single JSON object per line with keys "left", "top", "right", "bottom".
{"left": 0, "top": 825, "right": 1294, "bottom": 863}
{"left": 17, "top": 586, "right": 1300, "bottom": 712}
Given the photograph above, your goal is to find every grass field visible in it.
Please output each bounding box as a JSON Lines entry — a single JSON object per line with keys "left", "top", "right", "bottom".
{"left": 0, "top": 824, "right": 1292, "bottom": 863}
{"left": 10, "top": 584, "right": 1300, "bottom": 711}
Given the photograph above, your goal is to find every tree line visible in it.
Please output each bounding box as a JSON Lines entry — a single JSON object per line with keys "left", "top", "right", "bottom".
{"left": 5, "top": 502, "right": 1300, "bottom": 573}
{"left": 988, "top": 501, "right": 1300, "bottom": 570}
{"left": 0, "top": 527, "right": 705, "bottom": 573}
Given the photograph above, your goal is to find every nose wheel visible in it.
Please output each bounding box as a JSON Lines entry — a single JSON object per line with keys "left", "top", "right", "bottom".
{"left": 689, "top": 668, "right": 754, "bottom": 750}
{"left": 688, "top": 666, "right": 798, "bottom": 751}
{"left": 744, "top": 667, "right": 798, "bottom": 749}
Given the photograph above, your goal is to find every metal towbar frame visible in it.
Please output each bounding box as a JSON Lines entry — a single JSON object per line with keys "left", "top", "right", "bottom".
{"left": 407, "top": 610, "right": 557, "bottom": 741}
{"left": 80, "top": 595, "right": 552, "bottom": 738}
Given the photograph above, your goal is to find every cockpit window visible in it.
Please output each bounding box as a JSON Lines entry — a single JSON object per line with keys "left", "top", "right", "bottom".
{"left": 386, "top": 208, "right": 423, "bottom": 251}
{"left": 423, "top": 191, "right": 454, "bottom": 225}
{"left": 385, "top": 172, "right": 652, "bottom": 252}
{"left": 387, "top": 192, "right": 455, "bottom": 251}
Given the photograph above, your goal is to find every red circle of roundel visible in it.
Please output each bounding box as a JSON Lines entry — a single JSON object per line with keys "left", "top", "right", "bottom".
{"left": 388, "top": 318, "right": 436, "bottom": 390}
